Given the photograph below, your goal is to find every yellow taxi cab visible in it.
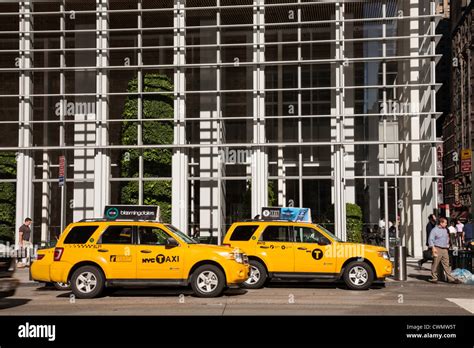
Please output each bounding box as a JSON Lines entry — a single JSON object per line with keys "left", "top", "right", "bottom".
{"left": 31, "top": 219, "right": 249, "bottom": 298}
{"left": 223, "top": 220, "right": 393, "bottom": 290}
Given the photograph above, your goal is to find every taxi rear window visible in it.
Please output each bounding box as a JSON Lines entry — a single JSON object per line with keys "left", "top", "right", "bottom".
{"left": 63, "top": 226, "right": 99, "bottom": 244}
{"left": 230, "top": 225, "right": 259, "bottom": 241}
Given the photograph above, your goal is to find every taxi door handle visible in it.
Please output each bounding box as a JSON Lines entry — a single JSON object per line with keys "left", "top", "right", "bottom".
{"left": 259, "top": 246, "right": 270, "bottom": 249}
{"left": 297, "top": 247, "right": 307, "bottom": 251}
{"left": 98, "top": 249, "right": 108, "bottom": 253}
{"left": 140, "top": 250, "right": 152, "bottom": 253}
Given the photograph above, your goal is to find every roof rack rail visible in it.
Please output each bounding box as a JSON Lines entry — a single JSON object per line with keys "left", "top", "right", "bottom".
{"left": 242, "top": 219, "right": 292, "bottom": 222}
{"left": 78, "top": 218, "right": 161, "bottom": 223}
{"left": 78, "top": 218, "right": 108, "bottom": 222}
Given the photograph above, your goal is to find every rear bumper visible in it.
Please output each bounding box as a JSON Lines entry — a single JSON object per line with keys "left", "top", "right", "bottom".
{"left": 0, "top": 277, "right": 19, "bottom": 298}
{"left": 30, "top": 260, "right": 52, "bottom": 283}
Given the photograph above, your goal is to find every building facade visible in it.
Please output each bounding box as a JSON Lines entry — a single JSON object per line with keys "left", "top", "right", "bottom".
{"left": 442, "top": 0, "right": 473, "bottom": 221}
{"left": 0, "top": 0, "right": 440, "bottom": 257}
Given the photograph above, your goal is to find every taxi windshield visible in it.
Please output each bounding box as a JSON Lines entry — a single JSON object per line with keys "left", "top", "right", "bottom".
{"left": 315, "top": 224, "right": 342, "bottom": 242}
{"left": 166, "top": 224, "right": 197, "bottom": 244}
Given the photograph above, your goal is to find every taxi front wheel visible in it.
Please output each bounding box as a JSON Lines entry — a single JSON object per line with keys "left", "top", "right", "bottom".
{"left": 191, "top": 265, "right": 226, "bottom": 298}
{"left": 242, "top": 260, "right": 267, "bottom": 289}
{"left": 71, "top": 266, "right": 105, "bottom": 299}
{"left": 343, "top": 261, "right": 374, "bottom": 290}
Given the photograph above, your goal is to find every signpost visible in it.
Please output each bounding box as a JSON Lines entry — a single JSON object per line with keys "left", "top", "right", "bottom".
{"left": 461, "top": 149, "right": 471, "bottom": 173}
{"left": 59, "top": 155, "right": 66, "bottom": 233}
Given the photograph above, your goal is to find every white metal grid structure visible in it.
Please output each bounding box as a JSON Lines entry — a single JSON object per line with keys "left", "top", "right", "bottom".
{"left": 0, "top": 0, "right": 441, "bottom": 257}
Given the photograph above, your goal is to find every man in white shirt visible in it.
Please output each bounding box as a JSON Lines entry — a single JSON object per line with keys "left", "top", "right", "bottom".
{"left": 448, "top": 220, "right": 457, "bottom": 248}
{"left": 455, "top": 219, "right": 464, "bottom": 249}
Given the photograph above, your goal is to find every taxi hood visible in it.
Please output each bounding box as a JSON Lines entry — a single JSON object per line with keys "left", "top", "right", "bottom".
{"left": 188, "top": 243, "right": 235, "bottom": 253}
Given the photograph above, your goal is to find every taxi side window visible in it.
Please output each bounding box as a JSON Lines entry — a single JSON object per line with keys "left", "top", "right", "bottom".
{"left": 295, "top": 227, "right": 331, "bottom": 245}
{"left": 100, "top": 226, "right": 133, "bottom": 244}
{"left": 138, "top": 227, "right": 172, "bottom": 245}
{"left": 260, "top": 226, "right": 291, "bottom": 242}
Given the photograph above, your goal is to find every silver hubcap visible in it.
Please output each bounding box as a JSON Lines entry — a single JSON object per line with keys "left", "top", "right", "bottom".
{"left": 348, "top": 266, "right": 368, "bottom": 286}
{"left": 76, "top": 272, "right": 97, "bottom": 294}
{"left": 197, "top": 271, "right": 219, "bottom": 293}
{"left": 245, "top": 265, "right": 261, "bottom": 285}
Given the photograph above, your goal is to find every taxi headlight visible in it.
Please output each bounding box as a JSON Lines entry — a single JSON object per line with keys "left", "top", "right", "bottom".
{"left": 378, "top": 251, "right": 390, "bottom": 260}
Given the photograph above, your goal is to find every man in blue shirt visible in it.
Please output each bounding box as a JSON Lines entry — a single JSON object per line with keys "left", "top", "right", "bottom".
{"left": 428, "top": 217, "right": 461, "bottom": 283}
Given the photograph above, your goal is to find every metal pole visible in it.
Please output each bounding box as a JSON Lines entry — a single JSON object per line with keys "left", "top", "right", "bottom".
{"left": 384, "top": 180, "right": 389, "bottom": 250}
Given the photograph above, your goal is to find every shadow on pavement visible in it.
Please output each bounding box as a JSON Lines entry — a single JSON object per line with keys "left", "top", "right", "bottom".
{"left": 265, "top": 280, "right": 386, "bottom": 290}
{"left": 56, "top": 287, "right": 248, "bottom": 298}
{"left": 408, "top": 274, "right": 432, "bottom": 282}
{"left": 0, "top": 298, "right": 31, "bottom": 310}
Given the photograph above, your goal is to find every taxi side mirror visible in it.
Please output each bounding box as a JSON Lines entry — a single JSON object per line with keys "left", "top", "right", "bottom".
{"left": 165, "top": 238, "right": 179, "bottom": 248}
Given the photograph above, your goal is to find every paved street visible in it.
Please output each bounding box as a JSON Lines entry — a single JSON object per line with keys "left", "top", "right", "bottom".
{"left": 1, "top": 263, "right": 473, "bottom": 315}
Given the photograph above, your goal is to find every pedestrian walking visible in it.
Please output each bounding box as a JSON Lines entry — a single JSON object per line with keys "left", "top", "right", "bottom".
{"left": 418, "top": 214, "right": 436, "bottom": 269}
{"left": 18, "top": 217, "right": 33, "bottom": 267}
{"left": 462, "top": 217, "right": 473, "bottom": 250}
{"left": 448, "top": 220, "right": 457, "bottom": 248}
{"left": 455, "top": 219, "right": 464, "bottom": 250}
{"left": 428, "top": 217, "right": 461, "bottom": 284}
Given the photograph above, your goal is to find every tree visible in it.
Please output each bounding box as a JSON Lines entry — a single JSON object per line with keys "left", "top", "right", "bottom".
{"left": 318, "top": 202, "right": 363, "bottom": 243}
{"left": 346, "top": 203, "right": 363, "bottom": 243}
{"left": 120, "top": 74, "right": 173, "bottom": 223}
{"left": 0, "top": 152, "right": 16, "bottom": 242}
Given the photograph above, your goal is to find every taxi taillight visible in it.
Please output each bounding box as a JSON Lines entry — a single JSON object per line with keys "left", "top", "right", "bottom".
{"left": 222, "top": 243, "right": 231, "bottom": 247}
{"left": 36, "top": 254, "right": 45, "bottom": 260}
{"left": 53, "top": 247, "right": 64, "bottom": 261}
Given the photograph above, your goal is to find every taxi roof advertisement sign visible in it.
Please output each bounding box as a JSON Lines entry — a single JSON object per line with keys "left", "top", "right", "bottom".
{"left": 104, "top": 205, "right": 160, "bottom": 221}
{"left": 261, "top": 207, "right": 312, "bottom": 222}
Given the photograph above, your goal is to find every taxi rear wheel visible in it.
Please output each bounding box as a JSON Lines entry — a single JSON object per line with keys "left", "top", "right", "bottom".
{"left": 242, "top": 260, "right": 267, "bottom": 289}
{"left": 191, "top": 265, "right": 225, "bottom": 298}
{"left": 71, "top": 266, "right": 105, "bottom": 299}
{"left": 343, "top": 261, "right": 374, "bottom": 290}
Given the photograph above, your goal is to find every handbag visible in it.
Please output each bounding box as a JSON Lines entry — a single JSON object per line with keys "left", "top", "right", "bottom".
{"left": 423, "top": 248, "right": 433, "bottom": 260}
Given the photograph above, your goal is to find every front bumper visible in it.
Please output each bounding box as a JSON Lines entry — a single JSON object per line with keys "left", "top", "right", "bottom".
{"left": 224, "top": 261, "right": 250, "bottom": 285}
{"left": 0, "top": 277, "right": 20, "bottom": 298}
{"left": 376, "top": 259, "right": 393, "bottom": 278}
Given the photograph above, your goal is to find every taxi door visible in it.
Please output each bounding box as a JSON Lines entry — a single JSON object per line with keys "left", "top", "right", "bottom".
{"left": 293, "top": 225, "right": 337, "bottom": 274}
{"left": 255, "top": 225, "right": 294, "bottom": 273}
{"left": 95, "top": 225, "right": 137, "bottom": 279}
{"left": 136, "top": 226, "right": 185, "bottom": 280}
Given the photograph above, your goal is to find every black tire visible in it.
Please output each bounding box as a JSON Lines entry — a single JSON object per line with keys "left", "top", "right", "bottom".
{"left": 190, "top": 264, "right": 226, "bottom": 298}
{"left": 53, "top": 282, "right": 71, "bottom": 291}
{"left": 70, "top": 266, "right": 105, "bottom": 299}
{"left": 343, "top": 261, "right": 374, "bottom": 290}
{"left": 242, "top": 260, "right": 267, "bottom": 289}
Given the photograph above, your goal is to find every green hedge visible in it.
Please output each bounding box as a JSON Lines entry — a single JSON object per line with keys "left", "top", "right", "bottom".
{"left": 120, "top": 74, "right": 173, "bottom": 223}
{"left": 0, "top": 152, "right": 16, "bottom": 242}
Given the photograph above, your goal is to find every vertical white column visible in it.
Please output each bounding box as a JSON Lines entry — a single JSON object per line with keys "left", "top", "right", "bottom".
{"left": 93, "top": 0, "right": 110, "bottom": 217}
{"left": 331, "top": 2, "right": 346, "bottom": 240}
{"left": 251, "top": 0, "right": 268, "bottom": 217}
{"left": 277, "top": 31, "right": 286, "bottom": 206}
{"left": 171, "top": 0, "right": 188, "bottom": 233}
{"left": 409, "top": 0, "right": 424, "bottom": 258}
{"left": 41, "top": 38, "right": 51, "bottom": 243}
{"left": 342, "top": 6, "right": 355, "bottom": 205}
{"left": 16, "top": 1, "right": 35, "bottom": 245}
